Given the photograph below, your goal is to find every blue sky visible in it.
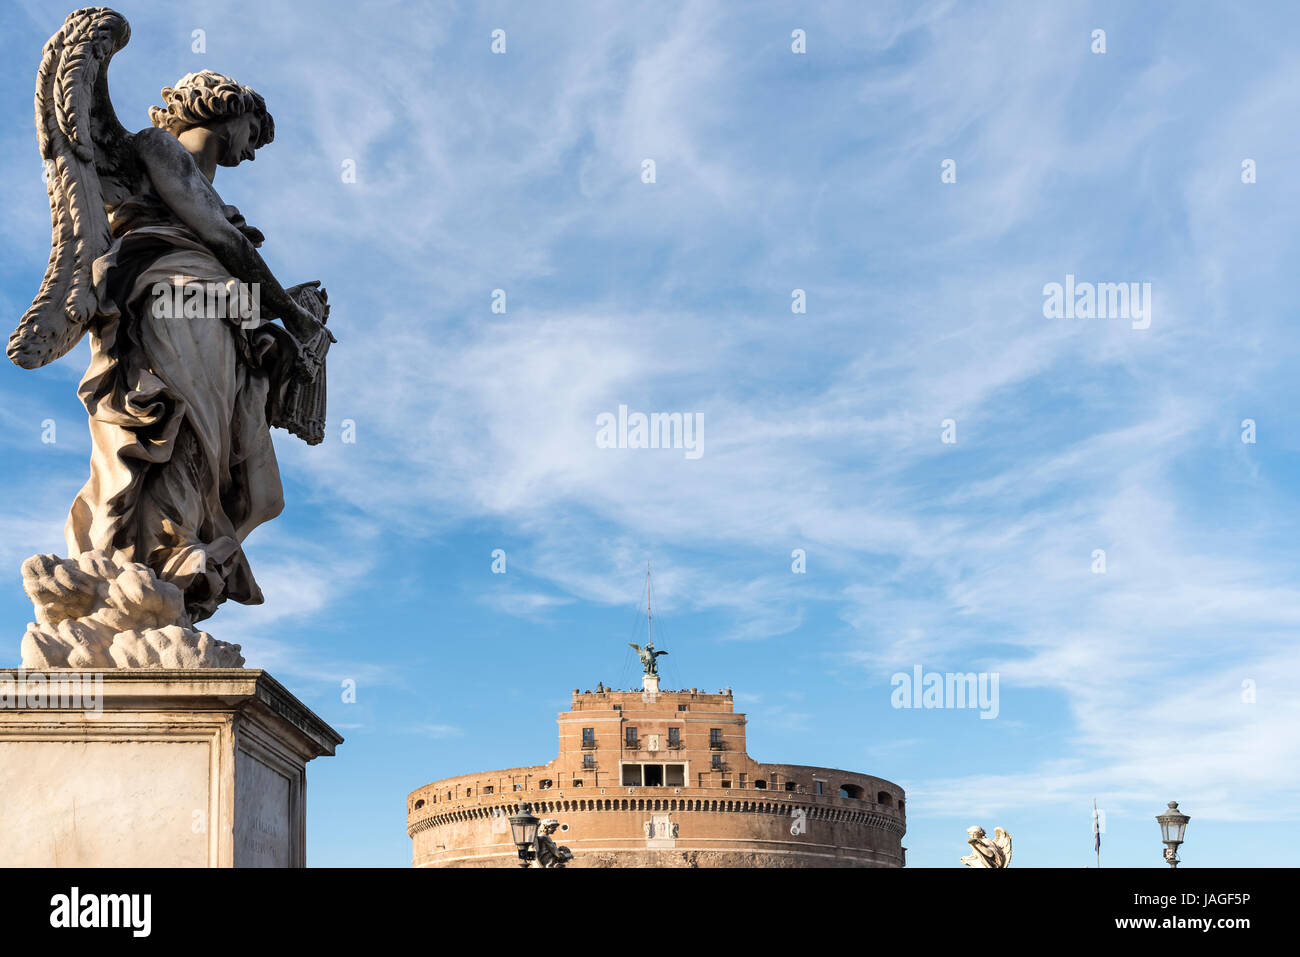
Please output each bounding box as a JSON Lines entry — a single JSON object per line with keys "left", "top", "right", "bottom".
{"left": 2, "top": 0, "right": 1299, "bottom": 867}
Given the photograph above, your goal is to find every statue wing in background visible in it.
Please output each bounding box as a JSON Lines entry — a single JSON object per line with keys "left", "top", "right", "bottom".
{"left": 992, "top": 827, "right": 1012, "bottom": 867}
{"left": 8, "top": 7, "right": 142, "bottom": 370}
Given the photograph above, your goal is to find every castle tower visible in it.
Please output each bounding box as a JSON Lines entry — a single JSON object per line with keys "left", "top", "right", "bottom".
{"left": 406, "top": 651, "right": 906, "bottom": 867}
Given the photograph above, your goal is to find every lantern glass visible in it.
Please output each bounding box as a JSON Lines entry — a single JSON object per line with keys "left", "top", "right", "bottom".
{"left": 1157, "top": 802, "right": 1188, "bottom": 845}
{"left": 509, "top": 803, "right": 539, "bottom": 850}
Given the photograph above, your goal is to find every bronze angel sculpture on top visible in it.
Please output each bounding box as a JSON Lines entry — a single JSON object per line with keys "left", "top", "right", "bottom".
{"left": 11, "top": 8, "right": 333, "bottom": 669}
{"left": 629, "top": 640, "right": 667, "bottom": 677}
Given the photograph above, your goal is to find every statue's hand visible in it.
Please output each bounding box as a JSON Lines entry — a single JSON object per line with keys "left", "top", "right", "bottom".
{"left": 279, "top": 283, "right": 334, "bottom": 384}
{"left": 285, "top": 307, "right": 333, "bottom": 383}
{"left": 283, "top": 303, "right": 323, "bottom": 342}
{"left": 286, "top": 281, "right": 331, "bottom": 322}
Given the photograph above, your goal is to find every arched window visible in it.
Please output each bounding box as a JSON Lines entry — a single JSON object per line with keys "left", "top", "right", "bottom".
{"left": 755, "top": 779, "right": 767, "bottom": 789}
{"left": 414, "top": 799, "right": 425, "bottom": 809}
{"left": 877, "top": 790, "right": 894, "bottom": 807}
{"left": 840, "top": 784, "right": 865, "bottom": 799}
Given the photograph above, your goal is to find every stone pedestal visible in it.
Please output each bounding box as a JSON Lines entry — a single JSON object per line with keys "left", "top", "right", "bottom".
{"left": 0, "top": 668, "right": 342, "bottom": 867}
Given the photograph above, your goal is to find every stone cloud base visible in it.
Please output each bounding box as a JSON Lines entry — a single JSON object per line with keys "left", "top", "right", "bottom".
{"left": 0, "top": 669, "right": 342, "bottom": 867}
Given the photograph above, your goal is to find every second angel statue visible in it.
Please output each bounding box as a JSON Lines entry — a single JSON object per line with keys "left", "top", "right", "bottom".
{"left": 9, "top": 7, "right": 334, "bottom": 669}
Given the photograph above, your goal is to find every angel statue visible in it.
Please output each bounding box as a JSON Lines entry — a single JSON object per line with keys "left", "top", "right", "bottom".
{"left": 628, "top": 640, "right": 667, "bottom": 677}
{"left": 960, "top": 825, "right": 1012, "bottom": 868}
{"left": 10, "top": 8, "right": 333, "bottom": 669}
{"left": 532, "top": 819, "right": 573, "bottom": 869}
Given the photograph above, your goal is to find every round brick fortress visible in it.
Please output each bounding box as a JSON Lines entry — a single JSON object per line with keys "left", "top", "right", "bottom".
{"left": 407, "top": 683, "right": 906, "bottom": 867}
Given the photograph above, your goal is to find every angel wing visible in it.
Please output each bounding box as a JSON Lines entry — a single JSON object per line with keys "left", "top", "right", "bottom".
{"left": 628, "top": 642, "right": 643, "bottom": 654}
{"left": 652, "top": 650, "right": 668, "bottom": 658}
{"left": 8, "top": 7, "right": 142, "bottom": 370}
{"left": 992, "top": 827, "right": 1012, "bottom": 866}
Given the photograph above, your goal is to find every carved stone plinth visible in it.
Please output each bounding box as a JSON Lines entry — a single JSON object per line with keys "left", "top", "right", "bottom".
{"left": 0, "top": 669, "right": 341, "bottom": 867}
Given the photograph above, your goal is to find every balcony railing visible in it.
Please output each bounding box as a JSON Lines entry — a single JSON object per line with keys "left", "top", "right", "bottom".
{"left": 709, "top": 740, "right": 727, "bottom": 750}
{"left": 624, "top": 739, "right": 640, "bottom": 750}
{"left": 666, "top": 740, "right": 684, "bottom": 750}
{"left": 581, "top": 740, "right": 598, "bottom": 749}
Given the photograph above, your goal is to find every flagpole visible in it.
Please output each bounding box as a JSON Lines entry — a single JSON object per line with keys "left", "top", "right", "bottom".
{"left": 1094, "top": 797, "right": 1101, "bottom": 869}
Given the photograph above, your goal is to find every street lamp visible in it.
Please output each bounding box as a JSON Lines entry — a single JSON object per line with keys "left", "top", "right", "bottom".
{"left": 509, "top": 802, "right": 540, "bottom": 868}
{"left": 1156, "top": 801, "right": 1189, "bottom": 868}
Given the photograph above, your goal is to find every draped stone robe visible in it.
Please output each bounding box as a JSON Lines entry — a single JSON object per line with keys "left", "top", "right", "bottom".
{"left": 68, "top": 186, "right": 293, "bottom": 624}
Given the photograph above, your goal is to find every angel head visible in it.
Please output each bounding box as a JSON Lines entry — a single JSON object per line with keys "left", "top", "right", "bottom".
{"left": 149, "top": 70, "right": 274, "bottom": 166}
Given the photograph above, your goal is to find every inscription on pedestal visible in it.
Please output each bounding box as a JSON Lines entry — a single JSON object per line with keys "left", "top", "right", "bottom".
{"left": 235, "top": 750, "right": 292, "bottom": 867}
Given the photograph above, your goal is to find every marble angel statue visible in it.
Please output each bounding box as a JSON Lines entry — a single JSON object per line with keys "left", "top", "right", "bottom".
{"left": 960, "top": 825, "right": 1012, "bottom": 868}
{"left": 10, "top": 7, "right": 333, "bottom": 669}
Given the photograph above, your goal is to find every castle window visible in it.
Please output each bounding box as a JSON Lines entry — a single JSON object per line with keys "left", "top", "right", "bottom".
{"left": 513, "top": 784, "right": 522, "bottom": 791}
{"left": 785, "top": 782, "right": 797, "bottom": 792}
{"left": 572, "top": 780, "right": 583, "bottom": 788}
{"left": 899, "top": 800, "right": 905, "bottom": 814}
{"left": 466, "top": 788, "right": 472, "bottom": 796}
{"left": 721, "top": 780, "right": 732, "bottom": 789}
{"left": 414, "top": 800, "right": 424, "bottom": 809}
{"left": 755, "top": 779, "right": 767, "bottom": 790}
{"left": 581, "top": 727, "right": 595, "bottom": 747}
{"left": 667, "top": 727, "right": 681, "bottom": 747}
{"left": 583, "top": 754, "right": 595, "bottom": 769}
{"left": 677, "top": 704, "right": 687, "bottom": 711}
{"left": 625, "top": 726, "right": 638, "bottom": 745}
{"left": 665, "top": 764, "right": 685, "bottom": 787}
{"left": 622, "top": 764, "right": 642, "bottom": 786}
{"left": 877, "top": 791, "right": 894, "bottom": 807}
{"left": 815, "top": 780, "right": 825, "bottom": 795}
{"left": 840, "top": 784, "right": 864, "bottom": 800}
{"left": 711, "top": 754, "right": 723, "bottom": 770}
{"left": 709, "top": 728, "right": 723, "bottom": 746}
{"left": 484, "top": 786, "right": 494, "bottom": 795}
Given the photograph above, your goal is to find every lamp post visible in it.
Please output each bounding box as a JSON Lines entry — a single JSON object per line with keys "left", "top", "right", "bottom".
{"left": 509, "top": 802, "right": 540, "bottom": 868}
{"left": 1156, "top": 801, "right": 1189, "bottom": 868}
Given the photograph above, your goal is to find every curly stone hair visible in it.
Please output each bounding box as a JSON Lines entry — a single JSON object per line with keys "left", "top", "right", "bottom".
{"left": 148, "top": 70, "right": 274, "bottom": 147}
